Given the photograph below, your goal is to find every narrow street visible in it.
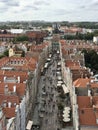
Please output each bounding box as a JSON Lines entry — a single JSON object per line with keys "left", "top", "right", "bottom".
{"left": 32, "top": 53, "right": 61, "bottom": 130}
{"left": 40, "top": 54, "right": 60, "bottom": 130}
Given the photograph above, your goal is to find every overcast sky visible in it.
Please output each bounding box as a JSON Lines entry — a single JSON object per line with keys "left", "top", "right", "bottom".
{"left": 0, "top": 0, "right": 98, "bottom": 22}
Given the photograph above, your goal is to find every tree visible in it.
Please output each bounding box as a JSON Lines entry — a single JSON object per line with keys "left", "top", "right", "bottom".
{"left": 15, "top": 35, "right": 29, "bottom": 42}
{"left": 3, "top": 50, "right": 9, "bottom": 56}
{"left": 82, "top": 49, "right": 98, "bottom": 73}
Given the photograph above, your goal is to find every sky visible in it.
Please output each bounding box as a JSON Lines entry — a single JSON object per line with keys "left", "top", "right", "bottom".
{"left": 0, "top": 0, "right": 98, "bottom": 22}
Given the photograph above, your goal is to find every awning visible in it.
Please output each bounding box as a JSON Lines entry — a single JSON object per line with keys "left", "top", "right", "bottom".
{"left": 26, "top": 120, "right": 33, "bottom": 130}
{"left": 57, "top": 62, "right": 61, "bottom": 66}
{"left": 47, "top": 58, "right": 51, "bottom": 61}
{"left": 57, "top": 83, "right": 62, "bottom": 87}
{"left": 63, "top": 118, "right": 70, "bottom": 122}
{"left": 57, "top": 76, "right": 62, "bottom": 80}
{"left": 57, "top": 81, "right": 63, "bottom": 84}
{"left": 44, "top": 63, "right": 48, "bottom": 68}
{"left": 63, "top": 113, "right": 70, "bottom": 118}
{"left": 64, "top": 107, "right": 71, "bottom": 111}
{"left": 63, "top": 110, "right": 70, "bottom": 114}
{"left": 62, "top": 84, "right": 69, "bottom": 94}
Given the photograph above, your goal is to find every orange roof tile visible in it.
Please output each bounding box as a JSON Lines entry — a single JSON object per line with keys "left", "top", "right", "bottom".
{"left": 79, "top": 108, "right": 98, "bottom": 126}
{"left": 0, "top": 95, "right": 19, "bottom": 106}
{"left": 73, "top": 78, "right": 90, "bottom": 87}
{"left": 0, "top": 83, "right": 26, "bottom": 96}
{"left": 3, "top": 107, "right": 15, "bottom": 119}
{"left": 77, "top": 96, "right": 92, "bottom": 108}
{"left": 91, "top": 83, "right": 98, "bottom": 88}
{"left": 93, "top": 96, "right": 98, "bottom": 106}
{"left": 0, "top": 70, "right": 28, "bottom": 83}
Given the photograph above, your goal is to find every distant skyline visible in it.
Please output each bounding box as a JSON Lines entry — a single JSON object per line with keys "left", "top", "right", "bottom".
{"left": 0, "top": 0, "right": 98, "bottom": 22}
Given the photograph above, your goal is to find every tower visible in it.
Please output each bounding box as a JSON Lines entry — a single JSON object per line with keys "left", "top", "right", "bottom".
{"left": 9, "top": 46, "right": 14, "bottom": 57}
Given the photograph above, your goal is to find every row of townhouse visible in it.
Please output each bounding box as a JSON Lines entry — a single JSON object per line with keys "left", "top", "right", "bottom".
{"left": 0, "top": 41, "right": 51, "bottom": 130}
{"left": 0, "top": 30, "right": 48, "bottom": 44}
{"left": 60, "top": 40, "right": 98, "bottom": 130}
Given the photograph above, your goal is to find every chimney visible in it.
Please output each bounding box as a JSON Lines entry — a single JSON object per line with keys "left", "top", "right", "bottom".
{"left": 88, "top": 89, "right": 91, "bottom": 96}
{"left": 8, "top": 102, "right": 11, "bottom": 108}
{"left": 4, "top": 76, "right": 6, "bottom": 82}
{"left": 3, "top": 100, "right": 7, "bottom": 108}
{"left": 86, "top": 82, "right": 91, "bottom": 89}
{"left": 90, "top": 96, "right": 93, "bottom": 106}
{"left": 87, "top": 82, "right": 91, "bottom": 96}
{"left": 15, "top": 105, "right": 19, "bottom": 113}
{"left": 13, "top": 85, "right": 16, "bottom": 93}
{"left": 4, "top": 85, "right": 9, "bottom": 95}
{"left": 17, "top": 76, "right": 20, "bottom": 83}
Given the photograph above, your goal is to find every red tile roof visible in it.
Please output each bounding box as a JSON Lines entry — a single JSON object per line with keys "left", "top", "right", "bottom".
{"left": 77, "top": 96, "right": 92, "bottom": 108}
{"left": 65, "top": 60, "right": 80, "bottom": 68}
{"left": 91, "top": 83, "right": 98, "bottom": 88}
{"left": 0, "top": 83, "right": 26, "bottom": 96}
{"left": 79, "top": 108, "right": 98, "bottom": 126}
{"left": 3, "top": 107, "right": 15, "bottom": 119}
{"left": 0, "top": 70, "right": 28, "bottom": 83}
{"left": 73, "top": 78, "right": 90, "bottom": 87}
{"left": 93, "top": 96, "right": 98, "bottom": 106}
{"left": 0, "top": 95, "right": 19, "bottom": 106}
{"left": 0, "top": 34, "right": 17, "bottom": 38}
{"left": 0, "top": 57, "right": 9, "bottom": 67}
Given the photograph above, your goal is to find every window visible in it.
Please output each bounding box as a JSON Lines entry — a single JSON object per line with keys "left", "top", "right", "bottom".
{"left": 18, "top": 61, "right": 20, "bottom": 64}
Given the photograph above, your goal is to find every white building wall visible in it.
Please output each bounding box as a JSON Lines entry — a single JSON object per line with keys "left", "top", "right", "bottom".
{"left": 20, "top": 96, "right": 26, "bottom": 130}
{"left": 7, "top": 118, "right": 15, "bottom": 130}
{"left": 61, "top": 60, "right": 80, "bottom": 130}
{"left": 93, "top": 36, "right": 98, "bottom": 43}
{"left": 15, "top": 105, "right": 21, "bottom": 130}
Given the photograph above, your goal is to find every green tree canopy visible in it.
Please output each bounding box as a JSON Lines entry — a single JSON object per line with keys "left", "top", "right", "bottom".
{"left": 15, "top": 35, "right": 29, "bottom": 42}
{"left": 82, "top": 49, "right": 98, "bottom": 73}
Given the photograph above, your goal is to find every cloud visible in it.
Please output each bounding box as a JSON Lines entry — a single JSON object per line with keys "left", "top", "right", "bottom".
{"left": 53, "top": 9, "right": 72, "bottom": 16}
{"left": 0, "top": 0, "right": 19, "bottom": 7}
{"left": 33, "top": 0, "right": 50, "bottom": 6}
{"left": 0, "top": 6, "right": 8, "bottom": 13}
{"left": 79, "top": 5, "right": 86, "bottom": 9}
{"left": 0, "top": 0, "right": 98, "bottom": 22}
{"left": 0, "top": 0, "right": 8, "bottom": 3}
{"left": 24, "top": 5, "right": 39, "bottom": 10}
{"left": 7, "top": 2, "right": 19, "bottom": 7}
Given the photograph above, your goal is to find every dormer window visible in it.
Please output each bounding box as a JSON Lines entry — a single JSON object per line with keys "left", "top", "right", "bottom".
{"left": 96, "top": 119, "right": 98, "bottom": 124}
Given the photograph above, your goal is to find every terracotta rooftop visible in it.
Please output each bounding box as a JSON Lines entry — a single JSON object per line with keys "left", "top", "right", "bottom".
{"left": 73, "top": 78, "right": 90, "bottom": 87}
{"left": 0, "top": 83, "right": 26, "bottom": 97}
{"left": 3, "top": 107, "right": 15, "bottom": 119}
{"left": 0, "top": 57, "right": 9, "bottom": 68}
{"left": 77, "top": 96, "right": 92, "bottom": 108}
{"left": 65, "top": 60, "right": 80, "bottom": 68}
{"left": 79, "top": 108, "right": 98, "bottom": 126}
{"left": 91, "top": 82, "right": 98, "bottom": 88}
{"left": 62, "top": 44, "right": 98, "bottom": 51}
{"left": 93, "top": 96, "right": 98, "bottom": 106}
{"left": 0, "top": 34, "right": 17, "bottom": 38}
{"left": 0, "top": 70, "right": 28, "bottom": 83}
{"left": 0, "top": 95, "right": 19, "bottom": 107}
